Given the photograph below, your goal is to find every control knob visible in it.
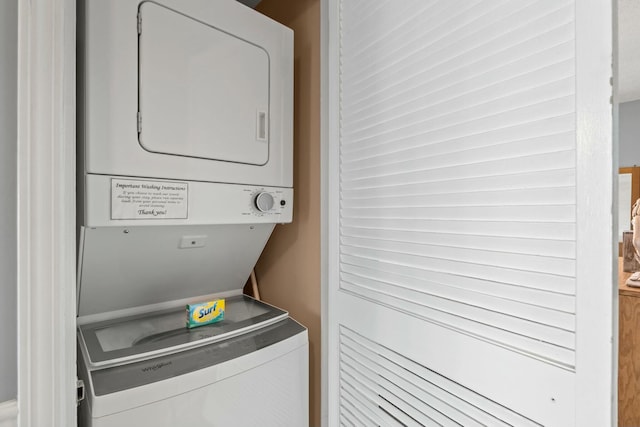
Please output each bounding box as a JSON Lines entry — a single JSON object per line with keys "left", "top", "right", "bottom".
{"left": 254, "top": 192, "right": 274, "bottom": 212}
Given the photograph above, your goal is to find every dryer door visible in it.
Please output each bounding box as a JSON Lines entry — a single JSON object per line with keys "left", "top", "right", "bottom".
{"left": 138, "top": 2, "right": 270, "bottom": 165}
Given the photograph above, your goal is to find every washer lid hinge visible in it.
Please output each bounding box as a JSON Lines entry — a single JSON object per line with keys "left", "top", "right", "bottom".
{"left": 137, "top": 112, "right": 142, "bottom": 133}
{"left": 76, "top": 379, "right": 85, "bottom": 407}
{"left": 137, "top": 13, "right": 142, "bottom": 34}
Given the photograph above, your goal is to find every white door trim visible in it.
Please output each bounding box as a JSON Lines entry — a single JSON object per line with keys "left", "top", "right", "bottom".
{"left": 574, "top": 0, "right": 615, "bottom": 425}
{"left": 16, "top": 0, "right": 77, "bottom": 426}
{"left": 322, "top": 1, "right": 340, "bottom": 426}
{"left": 0, "top": 400, "right": 18, "bottom": 427}
{"left": 319, "top": 0, "right": 332, "bottom": 426}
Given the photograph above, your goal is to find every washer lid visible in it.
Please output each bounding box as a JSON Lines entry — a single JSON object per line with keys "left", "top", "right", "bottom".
{"left": 77, "top": 224, "right": 275, "bottom": 319}
{"left": 79, "top": 295, "right": 288, "bottom": 369}
{"left": 138, "top": 2, "right": 270, "bottom": 165}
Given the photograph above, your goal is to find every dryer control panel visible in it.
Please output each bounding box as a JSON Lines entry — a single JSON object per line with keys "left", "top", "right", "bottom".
{"left": 248, "top": 190, "right": 288, "bottom": 215}
{"left": 243, "top": 188, "right": 290, "bottom": 219}
{"left": 82, "top": 175, "right": 293, "bottom": 227}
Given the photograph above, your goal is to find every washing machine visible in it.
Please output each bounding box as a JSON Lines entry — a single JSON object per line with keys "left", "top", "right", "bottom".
{"left": 76, "top": 0, "right": 306, "bottom": 425}
{"left": 76, "top": 223, "right": 309, "bottom": 426}
{"left": 76, "top": 293, "right": 308, "bottom": 427}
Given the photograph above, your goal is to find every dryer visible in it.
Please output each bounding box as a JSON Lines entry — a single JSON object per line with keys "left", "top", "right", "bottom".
{"left": 78, "top": 0, "right": 293, "bottom": 228}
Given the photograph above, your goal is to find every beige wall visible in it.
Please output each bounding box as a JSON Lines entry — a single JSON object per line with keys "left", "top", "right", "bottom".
{"left": 253, "top": 0, "right": 321, "bottom": 425}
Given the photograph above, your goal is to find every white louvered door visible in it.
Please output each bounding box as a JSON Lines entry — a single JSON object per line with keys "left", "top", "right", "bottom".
{"left": 324, "top": 1, "right": 614, "bottom": 426}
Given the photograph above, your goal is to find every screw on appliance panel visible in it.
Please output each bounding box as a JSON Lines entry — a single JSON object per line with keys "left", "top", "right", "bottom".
{"left": 123, "top": 229, "right": 130, "bottom": 234}
{"left": 249, "top": 226, "right": 255, "bottom": 230}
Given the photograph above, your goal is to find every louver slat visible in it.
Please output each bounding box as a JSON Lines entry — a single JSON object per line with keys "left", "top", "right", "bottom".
{"left": 341, "top": 227, "right": 575, "bottom": 258}
{"left": 341, "top": 151, "right": 576, "bottom": 190}
{"left": 341, "top": 248, "right": 575, "bottom": 294}
{"left": 340, "top": 264, "right": 574, "bottom": 329}
{"left": 340, "top": 254, "right": 575, "bottom": 312}
{"left": 340, "top": 279, "right": 575, "bottom": 366}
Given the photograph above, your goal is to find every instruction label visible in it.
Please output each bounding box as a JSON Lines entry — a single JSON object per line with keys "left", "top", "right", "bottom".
{"left": 111, "top": 178, "right": 188, "bottom": 220}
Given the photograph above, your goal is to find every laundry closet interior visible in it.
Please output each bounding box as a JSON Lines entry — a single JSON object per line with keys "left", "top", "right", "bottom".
{"left": 74, "top": 0, "right": 320, "bottom": 426}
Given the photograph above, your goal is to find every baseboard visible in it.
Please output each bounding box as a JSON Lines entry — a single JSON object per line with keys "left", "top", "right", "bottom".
{"left": 0, "top": 400, "right": 17, "bottom": 427}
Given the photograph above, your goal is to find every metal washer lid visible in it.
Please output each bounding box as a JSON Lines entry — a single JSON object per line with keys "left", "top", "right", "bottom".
{"left": 78, "top": 295, "right": 289, "bottom": 369}
{"left": 77, "top": 223, "right": 275, "bottom": 319}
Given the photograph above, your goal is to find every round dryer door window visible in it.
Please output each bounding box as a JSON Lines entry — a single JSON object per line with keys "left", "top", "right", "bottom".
{"left": 138, "top": 2, "right": 270, "bottom": 165}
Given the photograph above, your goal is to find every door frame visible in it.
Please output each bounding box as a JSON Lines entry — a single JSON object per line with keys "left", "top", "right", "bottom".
{"left": 321, "top": 1, "right": 615, "bottom": 425}
{"left": 574, "top": 0, "right": 615, "bottom": 424}
{"left": 16, "top": 0, "right": 77, "bottom": 425}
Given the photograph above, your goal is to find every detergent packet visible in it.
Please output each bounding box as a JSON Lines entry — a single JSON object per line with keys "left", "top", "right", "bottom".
{"left": 186, "top": 299, "right": 225, "bottom": 329}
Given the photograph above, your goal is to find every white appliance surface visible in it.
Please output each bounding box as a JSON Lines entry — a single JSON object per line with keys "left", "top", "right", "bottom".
{"left": 78, "top": 0, "right": 293, "bottom": 190}
{"left": 78, "top": 295, "right": 289, "bottom": 368}
{"left": 139, "top": 2, "right": 270, "bottom": 165}
{"left": 78, "top": 316, "right": 309, "bottom": 427}
{"left": 77, "top": 1, "right": 305, "bottom": 426}
{"left": 77, "top": 224, "right": 277, "bottom": 319}
{"left": 82, "top": 177, "right": 293, "bottom": 228}
{"left": 93, "top": 302, "right": 270, "bottom": 353}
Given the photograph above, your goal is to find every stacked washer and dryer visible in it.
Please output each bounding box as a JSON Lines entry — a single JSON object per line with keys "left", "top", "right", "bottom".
{"left": 76, "top": 1, "right": 307, "bottom": 426}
